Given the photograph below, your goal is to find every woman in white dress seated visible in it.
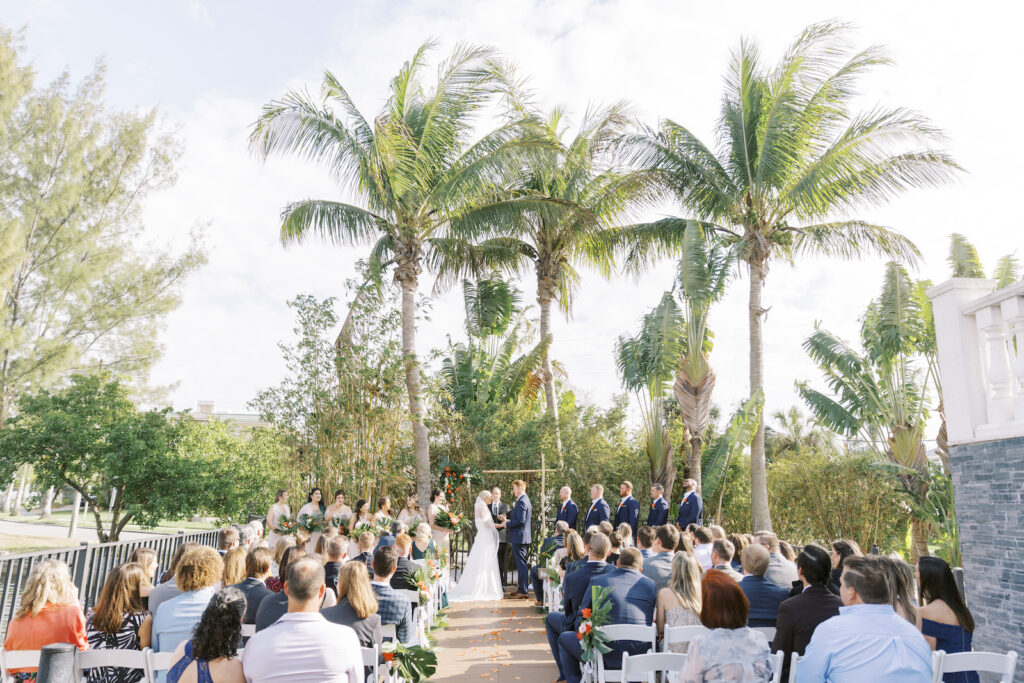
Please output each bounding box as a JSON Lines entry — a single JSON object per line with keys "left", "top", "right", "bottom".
{"left": 447, "top": 491, "right": 504, "bottom": 602}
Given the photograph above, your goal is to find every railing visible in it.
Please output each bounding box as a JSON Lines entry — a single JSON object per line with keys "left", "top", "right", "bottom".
{"left": 0, "top": 529, "right": 219, "bottom": 638}
{"left": 928, "top": 279, "right": 1024, "bottom": 444}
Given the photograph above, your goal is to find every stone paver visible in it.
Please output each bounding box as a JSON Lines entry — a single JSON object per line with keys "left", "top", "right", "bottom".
{"left": 433, "top": 599, "right": 559, "bottom": 682}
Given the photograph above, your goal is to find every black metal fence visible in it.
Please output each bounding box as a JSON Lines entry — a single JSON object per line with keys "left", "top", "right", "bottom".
{"left": 0, "top": 530, "right": 219, "bottom": 638}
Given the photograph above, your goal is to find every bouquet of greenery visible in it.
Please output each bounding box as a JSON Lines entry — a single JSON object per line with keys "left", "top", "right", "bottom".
{"left": 353, "top": 521, "right": 378, "bottom": 538}
{"left": 381, "top": 642, "right": 437, "bottom": 683}
{"left": 375, "top": 515, "right": 395, "bottom": 536}
{"left": 412, "top": 567, "right": 433, "bottom": 606}
{"left": 578, "top": 585, "right": 613, "bottom": 665}
{"left": 330, "top": 513, "right": 351, "bottom": 536}
{"left": 434, "top": 508, "right": 465, "bottom": 530}
{"left": 545, "top": 557, "right": 562, "bottom": 587}
{"left": 277, "top": 514, "right": 297, "bottom": 535}
{"left": 296, "top": 511, "right": 324, "bottom": 534}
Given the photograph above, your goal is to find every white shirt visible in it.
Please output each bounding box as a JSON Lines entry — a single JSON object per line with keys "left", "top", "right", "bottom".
{"left": 694, "top": 543, "right": 714, "bottom": 571}
{"left": 682, "top": 490, "right": 694, "bottom": 502}
{"left": 242, "top": 611, "right": 361, "bottom": 683}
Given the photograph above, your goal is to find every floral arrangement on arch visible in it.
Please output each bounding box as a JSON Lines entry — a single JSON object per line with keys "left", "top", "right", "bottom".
{"left": 436, "top": 457, "right": 481, "bottom": 501}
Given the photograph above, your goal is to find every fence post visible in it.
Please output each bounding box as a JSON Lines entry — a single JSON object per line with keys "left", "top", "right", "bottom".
{"left": 37, "top": 642, "right": 75, "bottom": 682}
{"left": 71, "top": 542, "right": 90, "bottom": 593}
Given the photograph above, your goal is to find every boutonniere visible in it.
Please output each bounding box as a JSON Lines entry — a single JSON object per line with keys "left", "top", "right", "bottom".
{"left": 650, "top": 502, "right": 656, "bottom": 509}
{"left": 618, "top": 501, "right": 624, "bottom": 509}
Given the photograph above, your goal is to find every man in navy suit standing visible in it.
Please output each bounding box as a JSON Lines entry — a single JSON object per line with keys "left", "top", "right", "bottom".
{"left": 646, "top": 483, "right": 669, "bottom": 527}
{"left": 555, "top": 486, "right": 578, "bottom": 531}
{"left": 583, "top": 484, "right": 610, "bottom": 530}
{"left": 675, "top": 478, "right": 703, "bottom": 530}
{"left": 504, "top": 479, "right": 533, "bottom": 598}
{"left": 557, "top": 547, "right": 657, "bottom": 683}
{"left": 613, "top": 481, "right": 640, "bottom": 537}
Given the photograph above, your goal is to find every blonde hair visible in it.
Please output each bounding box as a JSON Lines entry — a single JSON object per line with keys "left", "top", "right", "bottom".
{"left": 222, "top": 547, "right": 246, "bottom": 586}
{"left": 273, "top": 536, "right": 296, "bottom": 565}
{"left": 415, "top": 522, "right": 432, "bottom": 544}
{"left": 295, "top": 528, "right": 310, "bottom": 546}
{"left": 176, "top": 547, "right": 223, "bottom": 592}
{"left": 16, "top": 559, "right": 79, "bottom": 619}
{"left": 708, "top": 525, "right": 726, "bottom": 540}
{"left": 129, "top": 548, "right": 158, "bottom": 581}
{"left": 358, "top": 532, "right": 376, "bottom": 551}
{"left": 478, "top": 490, "right": 491, "bottom": 503}
{"left": 337, "top": 562, "right": 378, "bottom": 619}
{"left": 668, "top": 552, "right": 703, "bottom": 615}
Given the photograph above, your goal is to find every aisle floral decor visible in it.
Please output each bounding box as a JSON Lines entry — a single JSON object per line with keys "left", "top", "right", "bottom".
{"left": 381, "top": 642, "right": 437, "bottom": 683}
{"left": 579, "top": 585, "right": 613, "bottom": 666}
{"left": 277, "top": 513, "right": 297, "bottom": 535}
{"left": 413, "top": 566, "right": 434, "bottom": 606}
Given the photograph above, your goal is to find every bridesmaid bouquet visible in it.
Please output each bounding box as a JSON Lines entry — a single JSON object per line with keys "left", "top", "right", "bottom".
{"left": 375, "top": 515, "right": 395, "bottom": 536}
{"left": 353, "top": 521, "right": 379, "bottom": 537}
{"left": 297, "top": 512, "right": 324, "bottom": 533}
{"left": 434, "top": 508, "right": 465, "bottom": 530}
{"left": 277, "top": 514, "right": 297, "bottom": 535}
{"left": 330, "top": 513, "right": 352, "bottom": 535}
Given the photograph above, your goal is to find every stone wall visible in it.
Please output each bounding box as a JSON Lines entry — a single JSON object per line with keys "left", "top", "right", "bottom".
{"left": 950, "top": 435, "right": 1024, "bottom": 676}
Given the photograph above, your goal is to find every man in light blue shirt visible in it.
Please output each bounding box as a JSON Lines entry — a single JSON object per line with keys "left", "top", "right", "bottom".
{"left": 797, "top": 556, "right": 932, "bottom": 682}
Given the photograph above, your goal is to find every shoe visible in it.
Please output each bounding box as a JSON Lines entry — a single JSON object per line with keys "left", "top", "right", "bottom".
{"left": 512, "top": 592, "right": 530, "bottom": 599}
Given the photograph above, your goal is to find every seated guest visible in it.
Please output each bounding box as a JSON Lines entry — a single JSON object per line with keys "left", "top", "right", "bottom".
{"left": 323, "top": 537, "right": 346, "bottom": 597}
{"left": 681, "top": 570, "right": 773, "bottom": 681}
{"left": 675, "top": 531, "right": 694, "bottom": 555}
{"left": 779, "top": 540, "right": 797, "bottom": 562}
{"left": 917, "top": 556, "right": 978, "bottom": 683}
{"left": 880, "top": 555, "right": 918, "bottom": 623}
{"left": 728, "top": 533, "right": 748, "bottom": 573}
{"left": 166, "top": 588, "right": 245, "bottom": 683}
{"left": 827, "top": 539, "right": 862, "bottom": 596}
{"left": 152, "top": 546, "right": 223, "bottom": 683}
{"left": 390, "top": 534, "right": 418, "bottom": 590}
{"left": 222, "top": 547, "right": 246, "bottom": 587}
{"left": 150, "top": 542, "right": 200, "bottom": 616}
{"left": 616, "top": 523, "right": 633, "bottom": 549}
{"left": 315, "top": 525, "right": 338, "bottom": 556}
{"left": 4, "top": 559, "right": 88, "bottom": 680}
{"left": 239, "top": 525, "right": 256, "bottom": 551}
{"left": 322, "top": 561, "right": 383, "bottom": 650}
{"left": 532, "top": 521, "right": 569, "bottom": 602}
{"left": 229, "top": 546, "right": 273, "bottom": 625}
{"left": 411, "top": 523, "right": 435, "bottom": 560}
{"left": 708, "top": 524, "right": 726, "bottom": 540}
{"left": 598, "top": 520, "right": 615, "bottom": 537}
{"left": 636, "top": 525, "right": 655, "bottom": 559}
{"left": 349, "top": 531, "right": 377, "bottom": 577}
{"left": 606, "top": 530, "right": 623, "bottom": 567}
{"left": 242, "top": 557, "right": 361, "bottom": 682}
{"left": 565, "top": 530, "right": 593, "bottom": 575}
{"left": 86, "top": 562, "right": 152, "bottom": 683}
{"left": 375, "top": 521, "right": 400, "bottom": 552}
{"left": 755, "top": 531, "right": 798, "bottom": 589}
{"left": 370, "top": 546, "right": 413, "bottom": 644}
{"left": 656, "top": 551, "right": 703, "bottom": 653}
{"left": 559, "top": 530, "right": 585, "bottom": 574}
{"left": 772, "top": 544, "right": 842, "bottom": 681}
{"left": 711, "top": 539, "right": 743, "bottom": 581}
{"left": 266, "top": 537, "right": 295, "bottom": 590}
{"left": 218, "top": 527, "right": 240, "bottom": 555}
{"left": 693, "top": 527, "right": 715, "bottom": 571}
{"left": 739, "top": 545, "right": 790, "bottom": 627}
{"left": 641, "top": 524, "right": 678, "bottom": 590}
{"left": 256, "top": 548, "right": 336, "bottom": 631}
{"left": 798, "top": 556, "right": 931, "bottom": 682}
{"left": 544, "top": 532, "right": 611, "bottom": 681}
{"left": 130, "top": 548, "right": 158, "bottom": 611}
{"left": 558, "top": 548, "right": 656, "bottom": 683}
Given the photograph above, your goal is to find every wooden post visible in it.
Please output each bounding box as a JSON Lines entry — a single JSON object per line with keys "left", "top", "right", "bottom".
{"left": 540, "top": 449, "right": 547, "bottom": 533}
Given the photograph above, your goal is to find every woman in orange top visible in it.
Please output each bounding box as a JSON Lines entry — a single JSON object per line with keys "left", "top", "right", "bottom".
{"left": 4, "top": 559, "right": 89, "bottom": 680}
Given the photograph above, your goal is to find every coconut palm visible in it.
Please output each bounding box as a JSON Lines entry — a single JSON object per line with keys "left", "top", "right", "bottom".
{"left": 249, "top": 43, "right": 542, "bottom": 508}
{"left": 766, "top": 406, "right": 837, "bottom": 458}
{"left": 619, "top": 21, "right": 959, "bottom": 530}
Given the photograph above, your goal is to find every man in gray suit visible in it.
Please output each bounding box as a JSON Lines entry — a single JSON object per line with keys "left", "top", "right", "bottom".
{"left": 641, "top": 524, "right": 678, "bottom": 590}
{"left": 756, "top": 531, "right": 798, "bottom": 589}
{"left": 490, "top": 486, "right": 511, "bottom": 585}
{"left": 710, "top": 538, "right": 743, "bottom": 581}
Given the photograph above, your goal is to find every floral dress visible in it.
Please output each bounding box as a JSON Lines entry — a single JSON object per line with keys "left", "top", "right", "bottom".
{"left": 679, "top": 627, "right": 772, "bottom": 682}
{"left": 85, "top": 610, "right": 147, "bottom": 683}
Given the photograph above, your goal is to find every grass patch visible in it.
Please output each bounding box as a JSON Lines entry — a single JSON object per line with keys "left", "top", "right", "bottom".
{"left": 0, "top": 532, "right": 79, "bottom": 554}
{"left": 0, "top": 511, "right": 218, "bottom": 534}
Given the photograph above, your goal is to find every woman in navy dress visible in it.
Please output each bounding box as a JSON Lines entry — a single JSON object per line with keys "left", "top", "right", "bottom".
{"left": 917, "top": 556, "right": 978, "bottom": 683}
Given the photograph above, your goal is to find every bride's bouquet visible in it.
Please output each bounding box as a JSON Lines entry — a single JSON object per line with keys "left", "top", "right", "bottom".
{"left": 434, "top": 508, "right": 466, "bottom": 530}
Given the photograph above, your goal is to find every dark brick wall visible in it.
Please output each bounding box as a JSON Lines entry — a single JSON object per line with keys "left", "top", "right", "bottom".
{"left": 950, "top": 436, "right": 1024, "bottom": 677}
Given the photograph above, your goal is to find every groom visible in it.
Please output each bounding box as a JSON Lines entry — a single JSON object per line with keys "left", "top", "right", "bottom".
{"left": 504, "top": 479, "right": 532, "bottom": 599}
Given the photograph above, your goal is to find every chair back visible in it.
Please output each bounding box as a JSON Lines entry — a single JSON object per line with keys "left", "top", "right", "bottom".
{"left": 620, "top": 651, "right": 687, "bottom": 683}
{"left": 361, "top": 644, "right": 379, "bottom": 683}
{"left": 767, "top": 650, "right": 784, "bottom": 683}
{"left": 595, "top": 624, "right": 657, "bottom": 682}
{"left": 1, "top": 649, "right": 42, "bottom": 682}
{"left": 935, "top": 650, "right": 1018, "bottom": 683}
{"left": 241, "top": 623, "right": 257, "bottom": 638}
{"left": 393, "top": 589, "right": 419, "bottom": 604}
{"left": 145, "top": 648, "right": 178, "bottom": 681}
{"left": 661, "top": 625, "right": 708, "bottom": 651}
{"left": 76, "top": 649, "right": 149, "bottom": 682}
{"left": 751, "top": 626, "right": 776, "bottom": 642}
{"left": 788, "top": 652, "right": 801, "bottom": 683}
{"left": 381, "top": 623, "right": 397, "bottom": 641}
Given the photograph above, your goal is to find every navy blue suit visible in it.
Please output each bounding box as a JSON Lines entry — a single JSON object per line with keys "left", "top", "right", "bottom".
{"left": 556, "top": 499, "right": 579, "bottom": 530}
{"left": 558, "top": 567, "right": 657, "bottom": 683}
{"left": 544, "top": 560, "right": 610, "bottom": 679}
{"left": 646, "top": 497, "right": 669, "bottom": 527}
{"left": 613, "top": 496, "right": 640, "bottom": 535}
{"left": 739, "top": 575, "right": 790, "bottom": 627}
{"left": 531, "top": 535, "right": 565, "bottom": 601}
{"left": 675, "top": 491, "right": 703, "bottom": 529}
{"left": 582, "top": 498, "right": 610, "bottom": 529}
{"left": 505, "top": 493, "right": 532, "bottom": 594}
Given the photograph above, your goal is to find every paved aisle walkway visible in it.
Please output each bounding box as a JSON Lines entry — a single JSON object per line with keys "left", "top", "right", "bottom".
{"left": 433, "top": 599, "right": 559, "bottom": 682}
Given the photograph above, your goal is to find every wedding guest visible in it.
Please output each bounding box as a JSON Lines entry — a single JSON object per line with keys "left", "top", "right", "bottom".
{"left": 370, "top": 546, "right": 413, "bottom": 644}
{"left": 641, "top": 524, "right": 678, "bottom": 590}
{"left": 150, "top": 543, "right": 200, "bottom": 616}
{"left": 230, "top": 546, "right": 273, "bottom": 625}
{"left": 558, "top": 548, "right": 656, "bottom": 683}
{"left": 709, "top": 524, "right": 726, "bottom": 540}
{"left": 606, "top": 530, "right": 623, "bottom": 567}
{"left": 583, "top": 484, "right": 610, "bottom": 529}
{"left": 221, "top": 547, "right": 245, "bottom": 587}
{"left": 265, "top": 538, "right": 295, "bottom": 592}
{"left": 656, "top": 551, "right": 703, "bottom": 653}
{"left": 239, "top": 525, "right": 255, "bottom": 551}
{"left": 881, "top": 555, "right": 918, "bottom": 623}
{"left": 372, "top": 496, "right": 392, "bottom": 523}
{"left": 675, "top": 478, "right": 703, "bottom": 529}
{"left": 166, "top": 588, "right": 244, "bottom": 683}
{"left": 565, "top": 529, "right": 594, "bottom": 576}
{"left": 647, "top": 483, "right": 669, "bottom": 526}
{"left": 255, "top": 548, "right": 336, "bottom": 632}
{"left": 396, "top": 495, "right": 419, "bottom": 525}
{"left": 675, "top": 531, "right": 695, "bottom": 556}
{"left": 294, "top": 528, "right": 310, "bottom": 553}
{"left": 613, "top": 481, "right": 640, "bottom": 536}
{"left": 390, "top": 534, "right": 419, "bottom": 593}
{"left": 728, "top": 533, "right": 749, "bottom": 573}
{"left": 616, "top": 523, "right": 633, "bottom": 549}
{"left": 598, "top": 520, "right": 615, "bottom": 537}
{"left": 218, "top": 527, "right": 240, "bottom": 556}
{"left": 636, "top": 526, "right": 655, "bottom": 559}
{"left": 322, "top": 561, "right": 383, "bottom": 650}
{"left": 555, "top": 486, "right": 578, "bottom": 530}
{"left": 324, "top": 537, "right": 346, "bottom": 596}
{"left": 411, "top": 522, "right": 436, "bottom": 560}
{"left": 756, "top": 531, "right": 798, "bottom": 589}
{"left": 349, "top": 532, "right": 377, "bottom": 577}
{"left": 797, "top": 556, "right": 931, "bottom": 682}
{"left": 827, "top": 539, "right": 862, "bottom": 595}
{"left": 681, "top": 570, "right": 773, "bottom": 682}
{"left": 243, "top": 558, "right": 361, "bottom": 683}
{"left": 152, "top": 546, "right": 223, "bottom": 683}
{"left": 739, "top": 544, "right": 789, "bottom": 627}
{"left": 532, "top": 520, "right": 568, "bottom": 602}
{"left": 917, "top": 556, "right": 978, "bottom": 682}
{"left": 693, "top": 527, "right": 715, "bottom": 571}
{"left": 86, "top": 562, "right": 152, "bottom": 683}
{"left": 711, "top": 539, "right": 744, "bottom": 581}
{"left": 130, "top": 547, "right": 158, "bottom": 611}
{"left": 772, "top": 544, "right": 842, "bottom": 681}
{"left": 559, "top": 530, "right": 584, "bottom": 574}
{"left": 779, "top": 540, "right": 797, "bottom": 562}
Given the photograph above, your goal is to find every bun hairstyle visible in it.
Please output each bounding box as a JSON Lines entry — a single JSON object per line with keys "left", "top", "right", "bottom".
{"left": 275, "top": 489, "right": 287, "bottom": 503}
{"left": 430, "top": 488, "right": 442, "bottom": 503}
{"left": 191, "top": 587, "right": 245, "bottom": 661}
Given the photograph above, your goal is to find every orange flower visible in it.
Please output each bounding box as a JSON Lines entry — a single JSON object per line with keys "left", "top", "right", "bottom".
{"left": 382, "top": 651, "right": 394, "bottom": 662}
{"left": 581, "top": 608, "right": 592, "bottom": 619}
{"left": 577, "top": 630, "right": 585, "bottom": 640}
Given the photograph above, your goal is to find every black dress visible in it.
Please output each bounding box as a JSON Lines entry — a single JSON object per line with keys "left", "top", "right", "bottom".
{"left": 84, "top": 610, "right": 146, "bottom": 683}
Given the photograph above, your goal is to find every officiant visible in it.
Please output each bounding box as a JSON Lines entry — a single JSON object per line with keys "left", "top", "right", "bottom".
{"left": 490, "top": 486, "right": 511, "bottom": 586}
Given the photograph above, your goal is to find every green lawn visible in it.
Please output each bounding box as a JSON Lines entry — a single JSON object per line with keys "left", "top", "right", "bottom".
{"left": 0, "top": 532, "right": 82, "bottom": 554}
{"left": 0, "top": 510, "right": 219, "bottom": 535}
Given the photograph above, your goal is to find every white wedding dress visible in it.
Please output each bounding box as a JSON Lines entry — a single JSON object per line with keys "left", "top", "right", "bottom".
{"left": 447, "top": 496, "right": 503, "bottom": 602}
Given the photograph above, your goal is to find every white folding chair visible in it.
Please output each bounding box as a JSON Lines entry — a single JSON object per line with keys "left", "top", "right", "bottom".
{"left": 361, "top": 644, "right": 379, "bottom": 683}
{"left": 381, "top": 623, "right": 398, "bottom": 642}
{"left": 76, "top": 649, "right": 151, "bottom": 683}
{"left": 595, "top": 624, "right": 658, "bottom": 682}
{"left": 767, "top": 650, "right": 784, "bottom": 683}
{"left": 241, "top": 623, "right": 257, "bottom": 638}
{"left": 752, "top": 626, "right": 777, "bottom": 642}
{"left": 620, "top": 651, "right": 687, "bottom": 683}
{"left": 661, "top": 625, "right": 708, "bottom": 652}
{"left": 552, "top": 583, "right": 564, "bottom": 613}
{"left": 788, "top": 652, "right": 801, "bottom": 683}
{"left": 931, "top": 651, "right": 943, "bottom": 683}
{"left": 1, "top": 649, "right": 42, "bottom": 683}
{"left": 934, "top": 650, "right": 1018, "bottom": 683}
{"left": 144, "top": 649, "right": 177, "bottom": 682}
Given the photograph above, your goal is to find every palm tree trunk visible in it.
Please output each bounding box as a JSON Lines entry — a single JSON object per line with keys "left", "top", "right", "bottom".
{"left": 689, "top": 433, "right": 703, "bottom": 495}
{"left": 748, "top": 258, "right": 772, "bottom": 531}
{"left": 910, "top": 518, "right": 931, "bottom": 563}
{"left": 538, "top": 286, "right": 563, "bottom": 466}
{"left": 396, "top": 258, "right": 432, "bottom": 512}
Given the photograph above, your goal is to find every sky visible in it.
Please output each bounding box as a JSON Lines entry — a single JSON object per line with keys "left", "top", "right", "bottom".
{"left": 4, "top": 0, "right": 1019, "bottom": 429}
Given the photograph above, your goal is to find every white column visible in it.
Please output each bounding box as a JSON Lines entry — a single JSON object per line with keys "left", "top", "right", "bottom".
{"left": 1001, "top": 293, "right": 1024, "bottom": 421}
{"left": 975, "top": 304, "right": 1015, "bottom": 424}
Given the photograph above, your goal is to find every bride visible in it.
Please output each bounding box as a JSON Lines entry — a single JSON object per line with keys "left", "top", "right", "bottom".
{"left": 447, "top": 490, "right": 504, "bottom": 602}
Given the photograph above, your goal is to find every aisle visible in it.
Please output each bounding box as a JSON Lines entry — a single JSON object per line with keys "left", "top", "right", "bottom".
{"left": 432, "top": 599, "right": 559, "bottom": 682}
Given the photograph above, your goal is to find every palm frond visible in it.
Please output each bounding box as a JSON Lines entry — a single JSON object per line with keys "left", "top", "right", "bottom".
{"left": 427, "top": 237, "right": 533, "bottom": 294}
{"left": 994, "top": 253, "right": 1021, "bottom": 288}
{"left": 788, "top": 220, "right": 920, "bottom": 266}
{"left": 279, "top": 200, "right": 389, "bottom": 247}
{"left": 947, "top": 233, "right": 985, "bottom": 278}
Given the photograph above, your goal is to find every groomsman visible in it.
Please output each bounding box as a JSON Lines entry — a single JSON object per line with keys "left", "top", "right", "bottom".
{"left": 490, "top": 487, "right": 511, "bottom": 585}
{"left": 675, "top": 478, "right": 703, "bottom": 529}
{"left": 583, "top": 484, "right": 610, "bottom": 529}
{"left": 614, "top": 481, "right": 640, "bottom": 536}
{"left": 647, "top": 483, "right": 669, "bottom": 527}
{"left": 555, "top": 486, "right": 578, "bottom": 530}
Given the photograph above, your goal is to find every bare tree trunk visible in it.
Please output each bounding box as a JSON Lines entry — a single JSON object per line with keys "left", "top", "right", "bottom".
{"left": 395, "top": 251, "right": 432, "bottom": 512}
{"left": 1, "top": 482, "right": 12, "bottom": 514}
{"left": 39, "top": 486, "right": 54, "bottom": 518}
{"left": 748, "top": 259, "right": 772, "bottom": 532}
{"left": 910, "top": 518, "right": 931, "bottom": 563}
{"left": 689, "top": 434, "right": 703, "bottom": 495}
{"left": 537, "top": 288, "right": 563, "bottom": 467}
{"left": 13, "top": 468, "right": 28, "bottom": 515}
{"left": 68, "top": 490, "right": 81, "bottom": 538}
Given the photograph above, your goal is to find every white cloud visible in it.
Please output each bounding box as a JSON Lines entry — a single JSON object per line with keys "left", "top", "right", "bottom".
{"left": 186, "top": 1, "right": 215, "bottom": 29}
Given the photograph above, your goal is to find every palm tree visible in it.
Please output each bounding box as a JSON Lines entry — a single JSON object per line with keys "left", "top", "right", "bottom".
{"left": 446, "top": 103, "right": 654, "bottom": 465}
{"left": 249, "top": 43, "right": 541, "bottom": 508}
{"left": 619, "top": 21, "right": 959, "bottom": 530}
{"left": 766, "top": 406, "right": 837, "bottom": 458}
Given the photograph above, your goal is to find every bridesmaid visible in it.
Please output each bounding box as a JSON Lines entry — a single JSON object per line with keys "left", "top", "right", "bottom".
{"left": 372, "top": 496, "right": 392, "bottom": 524}
{"left": 396, "top": 495, "right": 419, "bottom": 526}
{"left": 325, "top": 490, "right": 352, "bottom": 526}
{"left": 349, "top": 499, "right": 373, "bottom": 559}
{"left": 266, "top": 490, "right": 290, "bottom": 548}
{"left": 427, "top": 488, "right": 450, "bottom": 553}
{"left": 297, "top": 488, "right": 325, "bottom": 553}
